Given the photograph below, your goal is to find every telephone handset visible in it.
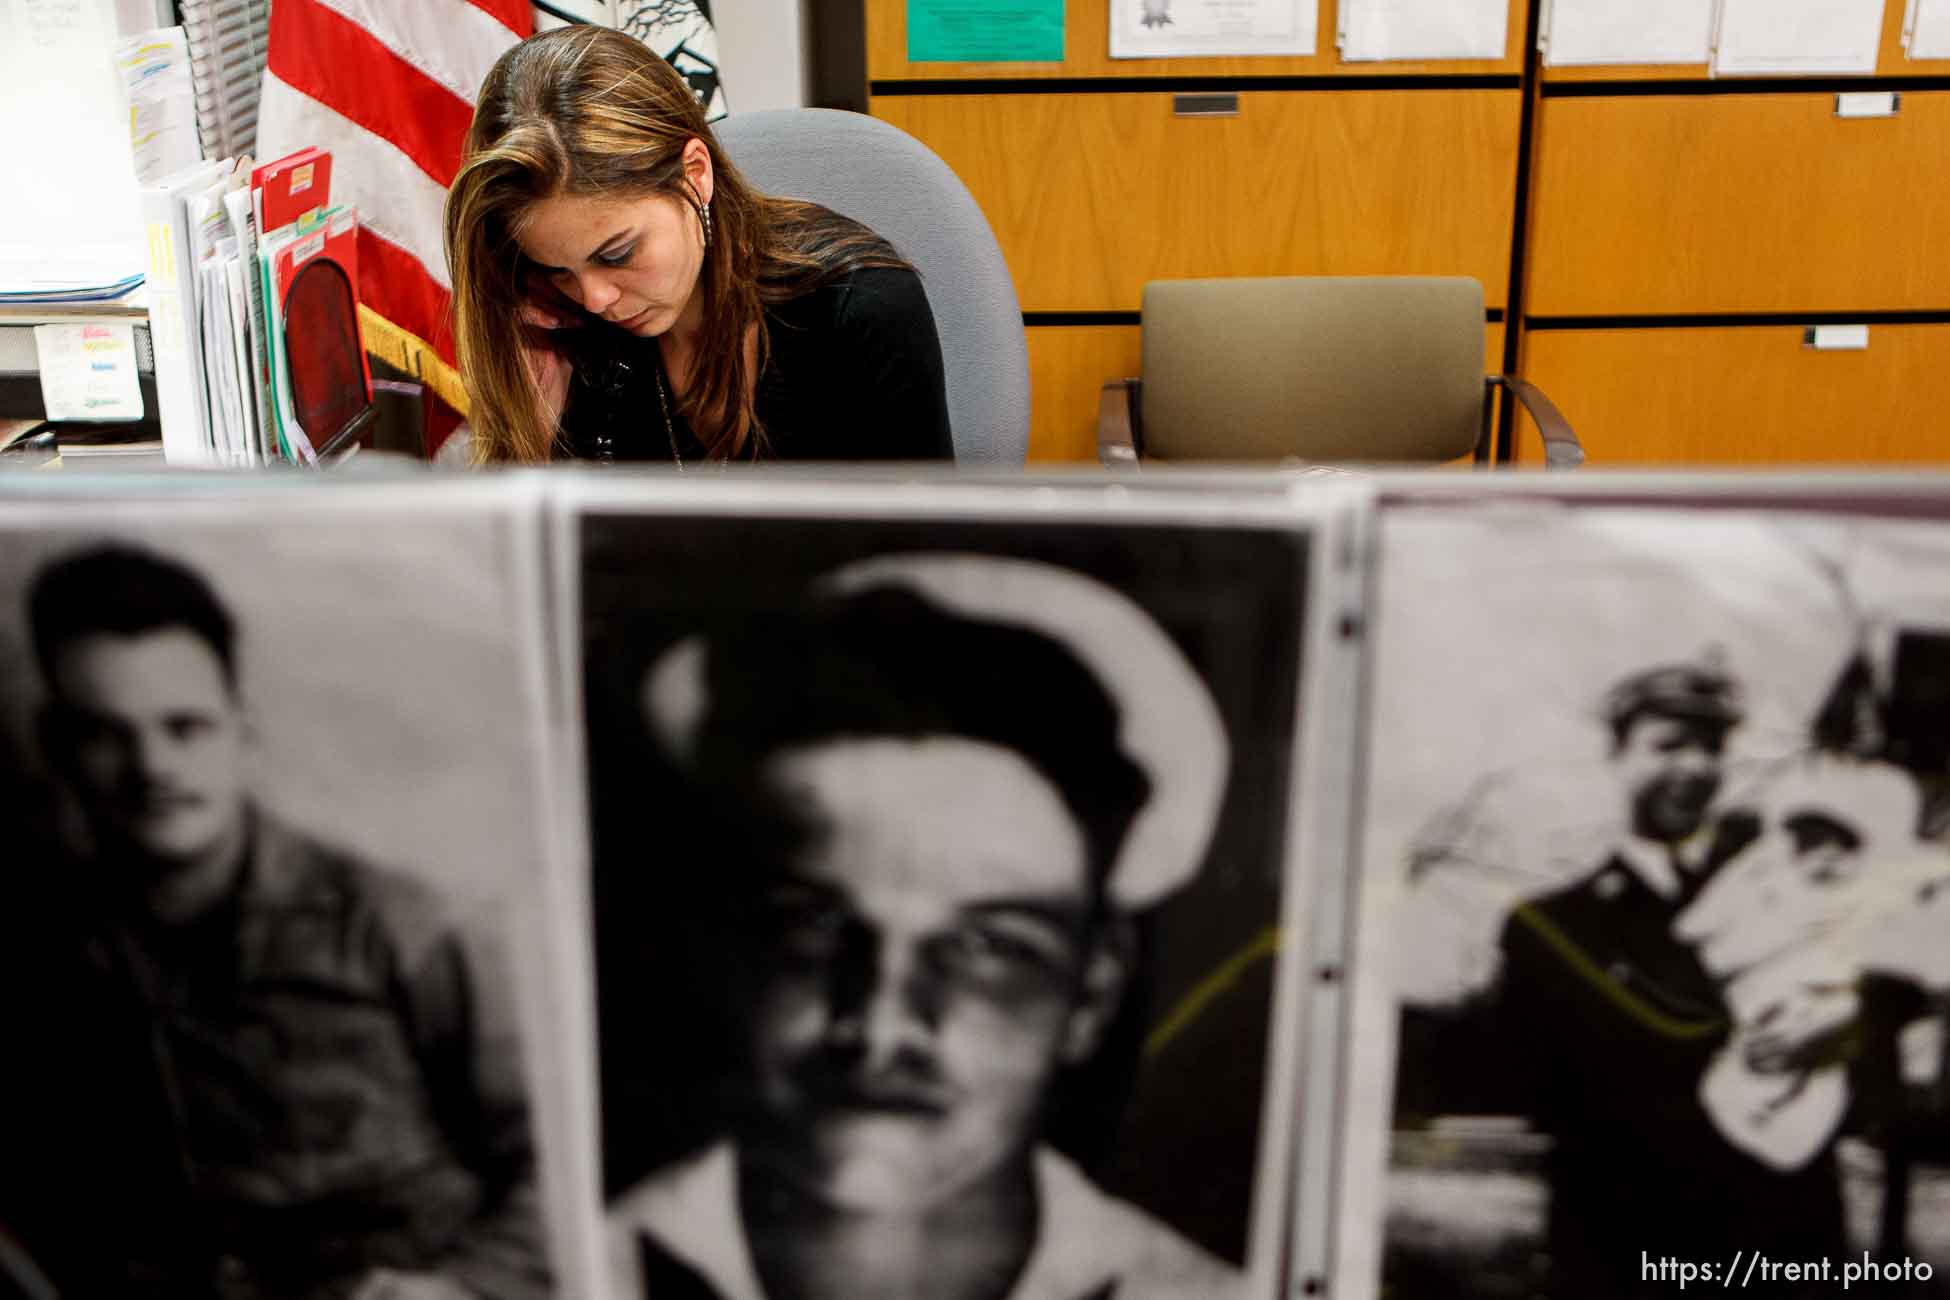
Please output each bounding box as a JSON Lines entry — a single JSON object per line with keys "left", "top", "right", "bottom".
{"left": 529, "top": 308, "right": 662, "bottom": 460}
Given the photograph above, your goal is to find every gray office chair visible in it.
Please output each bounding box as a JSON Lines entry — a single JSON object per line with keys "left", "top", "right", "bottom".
{"left": 1098, "top": 276, "right": 1583, "bottom": 468}
{"left": 717, "top": 108, "right": 1030, "bottom": 466}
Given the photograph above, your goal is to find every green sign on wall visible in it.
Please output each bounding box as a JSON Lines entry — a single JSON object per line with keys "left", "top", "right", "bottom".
{"left": 908, "top": 0, "right": 1066, "bottom": 62}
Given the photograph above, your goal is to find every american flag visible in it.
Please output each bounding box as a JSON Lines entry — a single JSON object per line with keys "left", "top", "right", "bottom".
{"left": 256, "top": 1, "right": 723, "bottom": 427}
{"left": 256, "top": 0, "right": 530, "bottom": 421}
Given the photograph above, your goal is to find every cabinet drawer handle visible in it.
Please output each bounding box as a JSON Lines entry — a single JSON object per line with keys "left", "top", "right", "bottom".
{"left": 1836, "top": 91, "right": 1900, "bottom": 118}
{"left": 1174, "top": 93, "right": 1239, "bottom": 117}
{"left": 1805, "top": 325, "right": 1870, "bottom": 351}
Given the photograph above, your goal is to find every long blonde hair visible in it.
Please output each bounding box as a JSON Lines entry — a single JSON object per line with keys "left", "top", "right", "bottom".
{"left": 446, "top": 26, "right": 907, "bottom": 463}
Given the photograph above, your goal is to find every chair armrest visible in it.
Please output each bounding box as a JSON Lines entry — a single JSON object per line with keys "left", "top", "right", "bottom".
{"left": 1098, "top": 378, "right": 1141, "bottom": 467}
{"left": 1493, "top": 375, "right": 1584, "bottom": 469}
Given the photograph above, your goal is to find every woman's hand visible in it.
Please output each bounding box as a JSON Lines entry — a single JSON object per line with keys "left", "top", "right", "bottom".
{"left": 517, "top": 272, "right": 585, "bottom": 431}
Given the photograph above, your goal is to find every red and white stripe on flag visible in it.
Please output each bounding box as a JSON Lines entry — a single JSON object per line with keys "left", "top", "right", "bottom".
{"left": 258, "top": 0, "right": 532, "bottom": 416}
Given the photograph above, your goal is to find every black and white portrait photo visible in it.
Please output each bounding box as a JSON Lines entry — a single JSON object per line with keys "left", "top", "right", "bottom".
{"left": 571, "top": 489, "right": 1322, "bottom": 1300}
{"left": 1338, "top": 498, "right": 1950, "bottom": 1300}
{"left": 0, "top": 491, "right": 567, "bottom": 1300}
{"left": 618, "top": 0, "right": 725, "bottom": 119}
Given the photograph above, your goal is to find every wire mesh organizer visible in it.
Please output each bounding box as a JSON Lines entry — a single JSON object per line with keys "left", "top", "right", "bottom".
{"left": 180, "top": 0, "right": 270, "bottom": 162}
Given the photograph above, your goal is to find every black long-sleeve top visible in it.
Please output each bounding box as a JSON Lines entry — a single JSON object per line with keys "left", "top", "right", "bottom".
{"left": 560, "top": 263, "right": 955, "bottom": 464}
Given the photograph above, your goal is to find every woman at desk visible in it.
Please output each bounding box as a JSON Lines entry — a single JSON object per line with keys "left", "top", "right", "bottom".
{"left": 445, "top": 26, "right": 953, "bottom": 466}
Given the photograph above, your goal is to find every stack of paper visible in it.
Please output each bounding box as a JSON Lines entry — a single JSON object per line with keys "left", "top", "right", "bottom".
{"left": 136, "top": 144, "right": 373, "bottom": 467}
{"left": 0, "top": 247, "right": 145, "bottom": 303}
{"left": 142, "top": 156, "right": 233, "bottom": 464}
{"left": 223, "top": 185, "right": 275, "bottom": 462}
{"left": 52, "top": 425, "right": 166, "bottom": 460}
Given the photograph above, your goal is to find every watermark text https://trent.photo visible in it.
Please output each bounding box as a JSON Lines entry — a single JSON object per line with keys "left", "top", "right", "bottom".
{"left": 1643, "top": 1249, "right": 1937, "bottom": 1289}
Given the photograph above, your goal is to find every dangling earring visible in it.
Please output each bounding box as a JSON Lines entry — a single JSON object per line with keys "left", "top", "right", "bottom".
{"left": 700, "top": 201, "right": 713, "bottom": 251}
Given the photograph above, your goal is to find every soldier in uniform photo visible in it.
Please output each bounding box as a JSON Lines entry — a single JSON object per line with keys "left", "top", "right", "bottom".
{"left": 602, "top": 553, "right": 1245, "bottom": 1300}
{"left": 1491, "top": 659, "right": 1852, "bottom": 1297}
{"left": 1, "top": 544, "right": 549, "bottom": 1300}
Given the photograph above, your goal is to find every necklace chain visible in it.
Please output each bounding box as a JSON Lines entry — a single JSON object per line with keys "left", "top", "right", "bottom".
{"left": 653, "top": 363, "right": 684, "bottom": 473}
{"left": 657, "top": 196, "right": 710, "bottom": 472}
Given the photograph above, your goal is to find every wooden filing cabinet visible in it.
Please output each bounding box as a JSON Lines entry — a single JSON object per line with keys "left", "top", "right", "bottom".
{"left": 861, "top": 0, "right": 1950, "bottom": 465}
{"left": 1026, "top": 326, "right": 1141, "bottom": 463}
{"left": 865, "top": 0, "right": 1527, "bottom": 462}
{"left": 875, "top": 89, "right": 1523, "bottom": 315}
{"left": 1511, "top": 0, "right": 1950, "bottom": 464}
{"left": 1518, "top": 325, "right": 1950, "bottom": 465}
{"left": 1528, "top": 92, "right": 1950, "bottom": 316}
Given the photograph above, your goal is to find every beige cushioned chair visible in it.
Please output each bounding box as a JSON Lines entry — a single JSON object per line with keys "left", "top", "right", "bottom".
{"left": 1098, "top": 276, "right": 1581, "bottom": 468}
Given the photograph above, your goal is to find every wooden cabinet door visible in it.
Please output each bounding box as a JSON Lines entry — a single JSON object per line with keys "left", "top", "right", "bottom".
{"left": 875, "top": 89, "right": 1523, "bottom": 313}
{"left": 1518, "top": 325, "right": 1950, "bottom": 463}
{"left": 1529, "top": 93, "right": 1950, "bottom": 315}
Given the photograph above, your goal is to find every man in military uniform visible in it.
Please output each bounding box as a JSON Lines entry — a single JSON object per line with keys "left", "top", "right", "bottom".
{"left": 2, "top": 545, "right": 548, "bottom": 1300}
{"left": 1494, "top": 659, "right": 1846, "bottom": 1299}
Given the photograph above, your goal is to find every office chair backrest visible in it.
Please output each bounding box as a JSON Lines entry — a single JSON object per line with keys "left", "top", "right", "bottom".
{"left": 1141, "top": 276, "right": 1486, "bottom": 462}
{"left": 716, "top": 108, "right": 1030, "bottom": 466}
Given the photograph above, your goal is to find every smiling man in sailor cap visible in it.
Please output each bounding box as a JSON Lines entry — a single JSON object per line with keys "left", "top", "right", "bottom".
{"left": 605, "top": 553, "right": 1241, "bottom": 1300}
{"left": 1492, "top": 657, "right": 1866, "bottom": 1299}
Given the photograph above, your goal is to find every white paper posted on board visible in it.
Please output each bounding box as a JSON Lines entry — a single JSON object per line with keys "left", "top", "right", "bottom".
{"left": 1542, "top": 0, "right": 1714, "bottom": 66}
{"left": 1909, "top": 0, "right": 1950, "bottom": 57}
{"left": 1713, "top": 0, "right": 1887, "bottom": 75}
{"left": 1111, "top": 0, "right": 1317, "bottom": 59}
{"left": 1340, "top": 0, "right": 1507, "bottom": 61}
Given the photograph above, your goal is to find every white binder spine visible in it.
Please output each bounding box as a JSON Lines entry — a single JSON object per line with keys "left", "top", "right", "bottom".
{"left": 140, "top": 166, "right": 222, "bottom": 465}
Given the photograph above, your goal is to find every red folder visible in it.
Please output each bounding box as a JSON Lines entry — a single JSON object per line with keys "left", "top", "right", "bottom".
{"left": 252, "top": 147, "right": 333, "bottom": 235}
{"left": 268, "top": 207, "right": 373, "bottom": 458}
